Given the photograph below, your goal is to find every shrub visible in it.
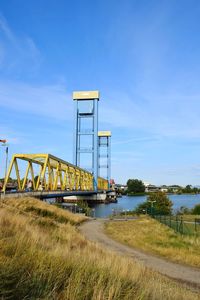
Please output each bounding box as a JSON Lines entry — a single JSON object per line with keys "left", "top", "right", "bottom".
{"left": 192, "top": 204, "right": 200, "bottom": 215}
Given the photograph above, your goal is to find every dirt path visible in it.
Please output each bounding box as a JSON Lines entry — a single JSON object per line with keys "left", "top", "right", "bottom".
{"left": 80, "top": 219, "right": 200, "bottom": 289}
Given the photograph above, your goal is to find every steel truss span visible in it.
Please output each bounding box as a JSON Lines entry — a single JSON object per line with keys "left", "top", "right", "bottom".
{"left": 2, "top": 154, "right": 108, "bottom": 192}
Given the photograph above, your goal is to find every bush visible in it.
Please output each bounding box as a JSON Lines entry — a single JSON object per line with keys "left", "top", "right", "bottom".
{"left": 192, "top": 204, "right": 200, "bottom": 215}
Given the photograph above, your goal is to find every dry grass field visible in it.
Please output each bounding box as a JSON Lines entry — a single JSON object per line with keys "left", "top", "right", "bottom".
{"left": 0, "top": 197, "right": 199, "bottom": 299}
{"left": 105, "top": 216, "right": 200, "bottom": 268}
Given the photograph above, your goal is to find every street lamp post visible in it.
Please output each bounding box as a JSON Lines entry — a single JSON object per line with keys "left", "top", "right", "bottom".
{"left": 74, "top": 203, "right": 77, "bottom": 214}
{"left": 1, "top": 140, "right": 8, "bottom": 195}
{"left": 4, "top": 146, "right": 8, "bottom": 183}
{"left": 148, "top": 200, "right": 156, "bottom": 215}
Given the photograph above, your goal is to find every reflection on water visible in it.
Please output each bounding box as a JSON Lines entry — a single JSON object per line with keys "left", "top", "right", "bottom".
{"left": 90, "top": 194, "right": 200, "bottom": 218}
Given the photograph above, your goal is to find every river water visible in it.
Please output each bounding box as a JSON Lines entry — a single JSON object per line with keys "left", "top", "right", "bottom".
{"left": 90, "top": 194, "right": 200, "bottom": 218}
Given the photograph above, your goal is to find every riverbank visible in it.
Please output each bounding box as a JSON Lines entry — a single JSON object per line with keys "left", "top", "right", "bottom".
{"left": 0, "top": 197, "right": 199, "bottom": 299}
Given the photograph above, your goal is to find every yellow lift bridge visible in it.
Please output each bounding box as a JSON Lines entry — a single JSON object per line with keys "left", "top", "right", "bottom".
{"left": 2, "top": 154, "right": 108, "bottom": 192}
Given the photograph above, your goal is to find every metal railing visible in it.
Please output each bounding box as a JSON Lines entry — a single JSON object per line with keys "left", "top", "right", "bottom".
{"left": 153, "top": 214, "right": 200, "bottom": 236}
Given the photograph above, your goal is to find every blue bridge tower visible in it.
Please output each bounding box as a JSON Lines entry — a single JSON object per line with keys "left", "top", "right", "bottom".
{"left": 73, "top": 91, "right": 99, "bottom": 191}
{"left": 98, "top": 131, "right": 111, "bottom": 189}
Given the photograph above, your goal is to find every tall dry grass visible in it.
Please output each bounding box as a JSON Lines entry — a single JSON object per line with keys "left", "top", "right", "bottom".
{"left": 105, "top": 216, "right": 200, "bottom": 267}
{"left": 0, "top": 197, "right": 199, "bottom": 299}
{"left": 3, "top": 196, "right": 86, "bottom": 224}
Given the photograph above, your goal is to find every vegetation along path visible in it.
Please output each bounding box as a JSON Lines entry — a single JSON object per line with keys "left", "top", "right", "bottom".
{"left": 80, "top": 219, "right": 200, "bottom": 290}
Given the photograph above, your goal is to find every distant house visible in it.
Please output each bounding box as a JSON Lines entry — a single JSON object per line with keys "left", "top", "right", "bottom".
{"left": 168, "top": 185, "right": 181, "bottom": 193}
{"left": 115, "top": 184, "right": 127, "bottom": 191}
{"left": 145, "top": 184, "right": 160, "bottom": 193}
{"left": 160, "top": 185, "right": 168, "bottom": 192}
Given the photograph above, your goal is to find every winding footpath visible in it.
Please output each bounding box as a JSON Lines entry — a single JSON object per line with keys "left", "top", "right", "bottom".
{"left": 80, "top": 219, "right": 200, "bottom": 290}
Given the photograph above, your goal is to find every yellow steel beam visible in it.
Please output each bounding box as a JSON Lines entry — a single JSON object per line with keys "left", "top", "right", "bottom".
{"left": 69, "top": 167, "right": 75, "bottom": 190}
{"left": 39, "top": 154, "right": 49, "bottom": 189}
{"left": 53, "top": 163, "right": 59, "bottom": 190}
{"left": 47, "top": 162, "right": 52, "bottom": 190}
{"left": 58, "top": 164, "right": 63, "bottom": 190}
{"left": 29, "top": 162, "right": 36, "bottom": 190}
{"left": 22, "top": 162, "right": 30, "bottom": 190}
{"left": 98, "top": 177, "right": 108, "bottom": 190}
{"left": 63, "top": 167, "right": 68, "bottom": 190}
{"left": 36, "top": 165, "right": 43, "bottom": 190}
{"left": 2, "top": 155, "right": 15, "bottom": 192}
{"left": 14, "top": 159, "right": 21, "bottom": 190}
{"left": 2, "top": 153, "right": 109, "bottom": 192}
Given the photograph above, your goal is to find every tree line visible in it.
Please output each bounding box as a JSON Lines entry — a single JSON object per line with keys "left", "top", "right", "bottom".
{"left": 123, "top": 179, "right": 200, "bottom": 195}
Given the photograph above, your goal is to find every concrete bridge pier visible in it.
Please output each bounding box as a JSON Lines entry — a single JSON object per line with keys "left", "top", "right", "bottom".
{"left": 63, "top": 191, "right": 117, "bottom": 204}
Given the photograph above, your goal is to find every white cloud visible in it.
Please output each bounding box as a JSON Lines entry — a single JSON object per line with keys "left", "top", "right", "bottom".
{"left": 0, "top": 14, "right": 17, "bottom": 45}
{"left": 1, "top": 78, "right": 199, "bottom": 140}
{"left": 0, "top": 14, "right": 41, "bottom": 74}
{"left": 112, "top": 136, "right": 160, "bottom": 145}
{"left": 0, "top": 80, "right": 72, "bottom": 120}
{"left": 99, "top": 2, "right": 200, "bottom": 140}
{"left": 99, "top": 88, "right": 200, "bottom": 139}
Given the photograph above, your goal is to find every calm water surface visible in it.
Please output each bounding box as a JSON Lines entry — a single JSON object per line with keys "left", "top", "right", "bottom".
{"left": 91, "top": 194, "right": 200, "bottom": 218}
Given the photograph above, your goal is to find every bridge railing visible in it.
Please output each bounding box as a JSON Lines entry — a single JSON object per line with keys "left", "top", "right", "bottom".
{"left": 2, "top": 154, "right": 108, "bottom": 192}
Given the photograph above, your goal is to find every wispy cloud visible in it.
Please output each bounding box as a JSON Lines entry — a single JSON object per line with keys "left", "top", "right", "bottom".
{"left": 112, "top": 136, "right": 160, "bottom": 145}
{"left": 0, "top": 14, "right": 71, "bottom": 121}
{"left": 99, "top": 88, "right": 200, "bottom": 139}
{"left": 0, "top": 13, "right": 41, "bottom": 74}
{"left": 0, "top": 14, "right": 17, "bottom": 45}
{"left": 2, "top": 77, "right": 200, "bottom": 140}
{"left": 99, "top": 2, "right": 200, "bottom": 140}
{"left": 163, "top": 165, "right": 200, "bottom": 177}
{"left": 0, "top": 80, "right": 72, "bottom": 120}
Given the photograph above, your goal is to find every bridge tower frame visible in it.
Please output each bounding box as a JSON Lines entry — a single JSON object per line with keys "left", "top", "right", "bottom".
{"left": 73, "top": 91, "right": 99, "bottom": 191}
{"left": 98, "top": 131, "right": 111, "bottom": 189}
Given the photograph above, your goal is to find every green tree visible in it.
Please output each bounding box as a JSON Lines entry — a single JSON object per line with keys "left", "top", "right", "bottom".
{"left": 135, "top": 192, "right": 173, "bottom": 215}
{"left": 127, "top": 179, "right": 145, "bottom": 194}
{"left": 183, "top": 185, "right": 192, "bottom": 193}
{"left": 135, "top": 201, "right": 149, "bottom": 214}
{"left": 148, "top": 192, "right": 173, "bottom": 215}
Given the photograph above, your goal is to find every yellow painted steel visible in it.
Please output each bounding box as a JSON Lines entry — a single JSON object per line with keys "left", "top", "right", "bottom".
{"left": 98, "top": 131, "right": 111, "bottom": 137}
{"left": 98, "top": 177, "right": 109, "bottom": 190}
{"left": 73, "top": 90, "right": 100, "bottom": 100}
{"left": 2, "top": 153, "right": 108, "bottom": 192}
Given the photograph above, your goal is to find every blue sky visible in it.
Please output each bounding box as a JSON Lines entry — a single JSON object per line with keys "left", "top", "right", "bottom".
{"left": 1, "top": 0, "right": 200, "bottom": 185}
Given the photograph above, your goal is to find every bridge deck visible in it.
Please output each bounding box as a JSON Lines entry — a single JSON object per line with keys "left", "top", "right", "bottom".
{"left": 0, "top": 190, "right": 114, "bottom": 200}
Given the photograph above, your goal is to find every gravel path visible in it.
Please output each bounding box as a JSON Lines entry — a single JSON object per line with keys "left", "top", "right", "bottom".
{"left": 80, "top": 219, "right": 200, "bottom": 289}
